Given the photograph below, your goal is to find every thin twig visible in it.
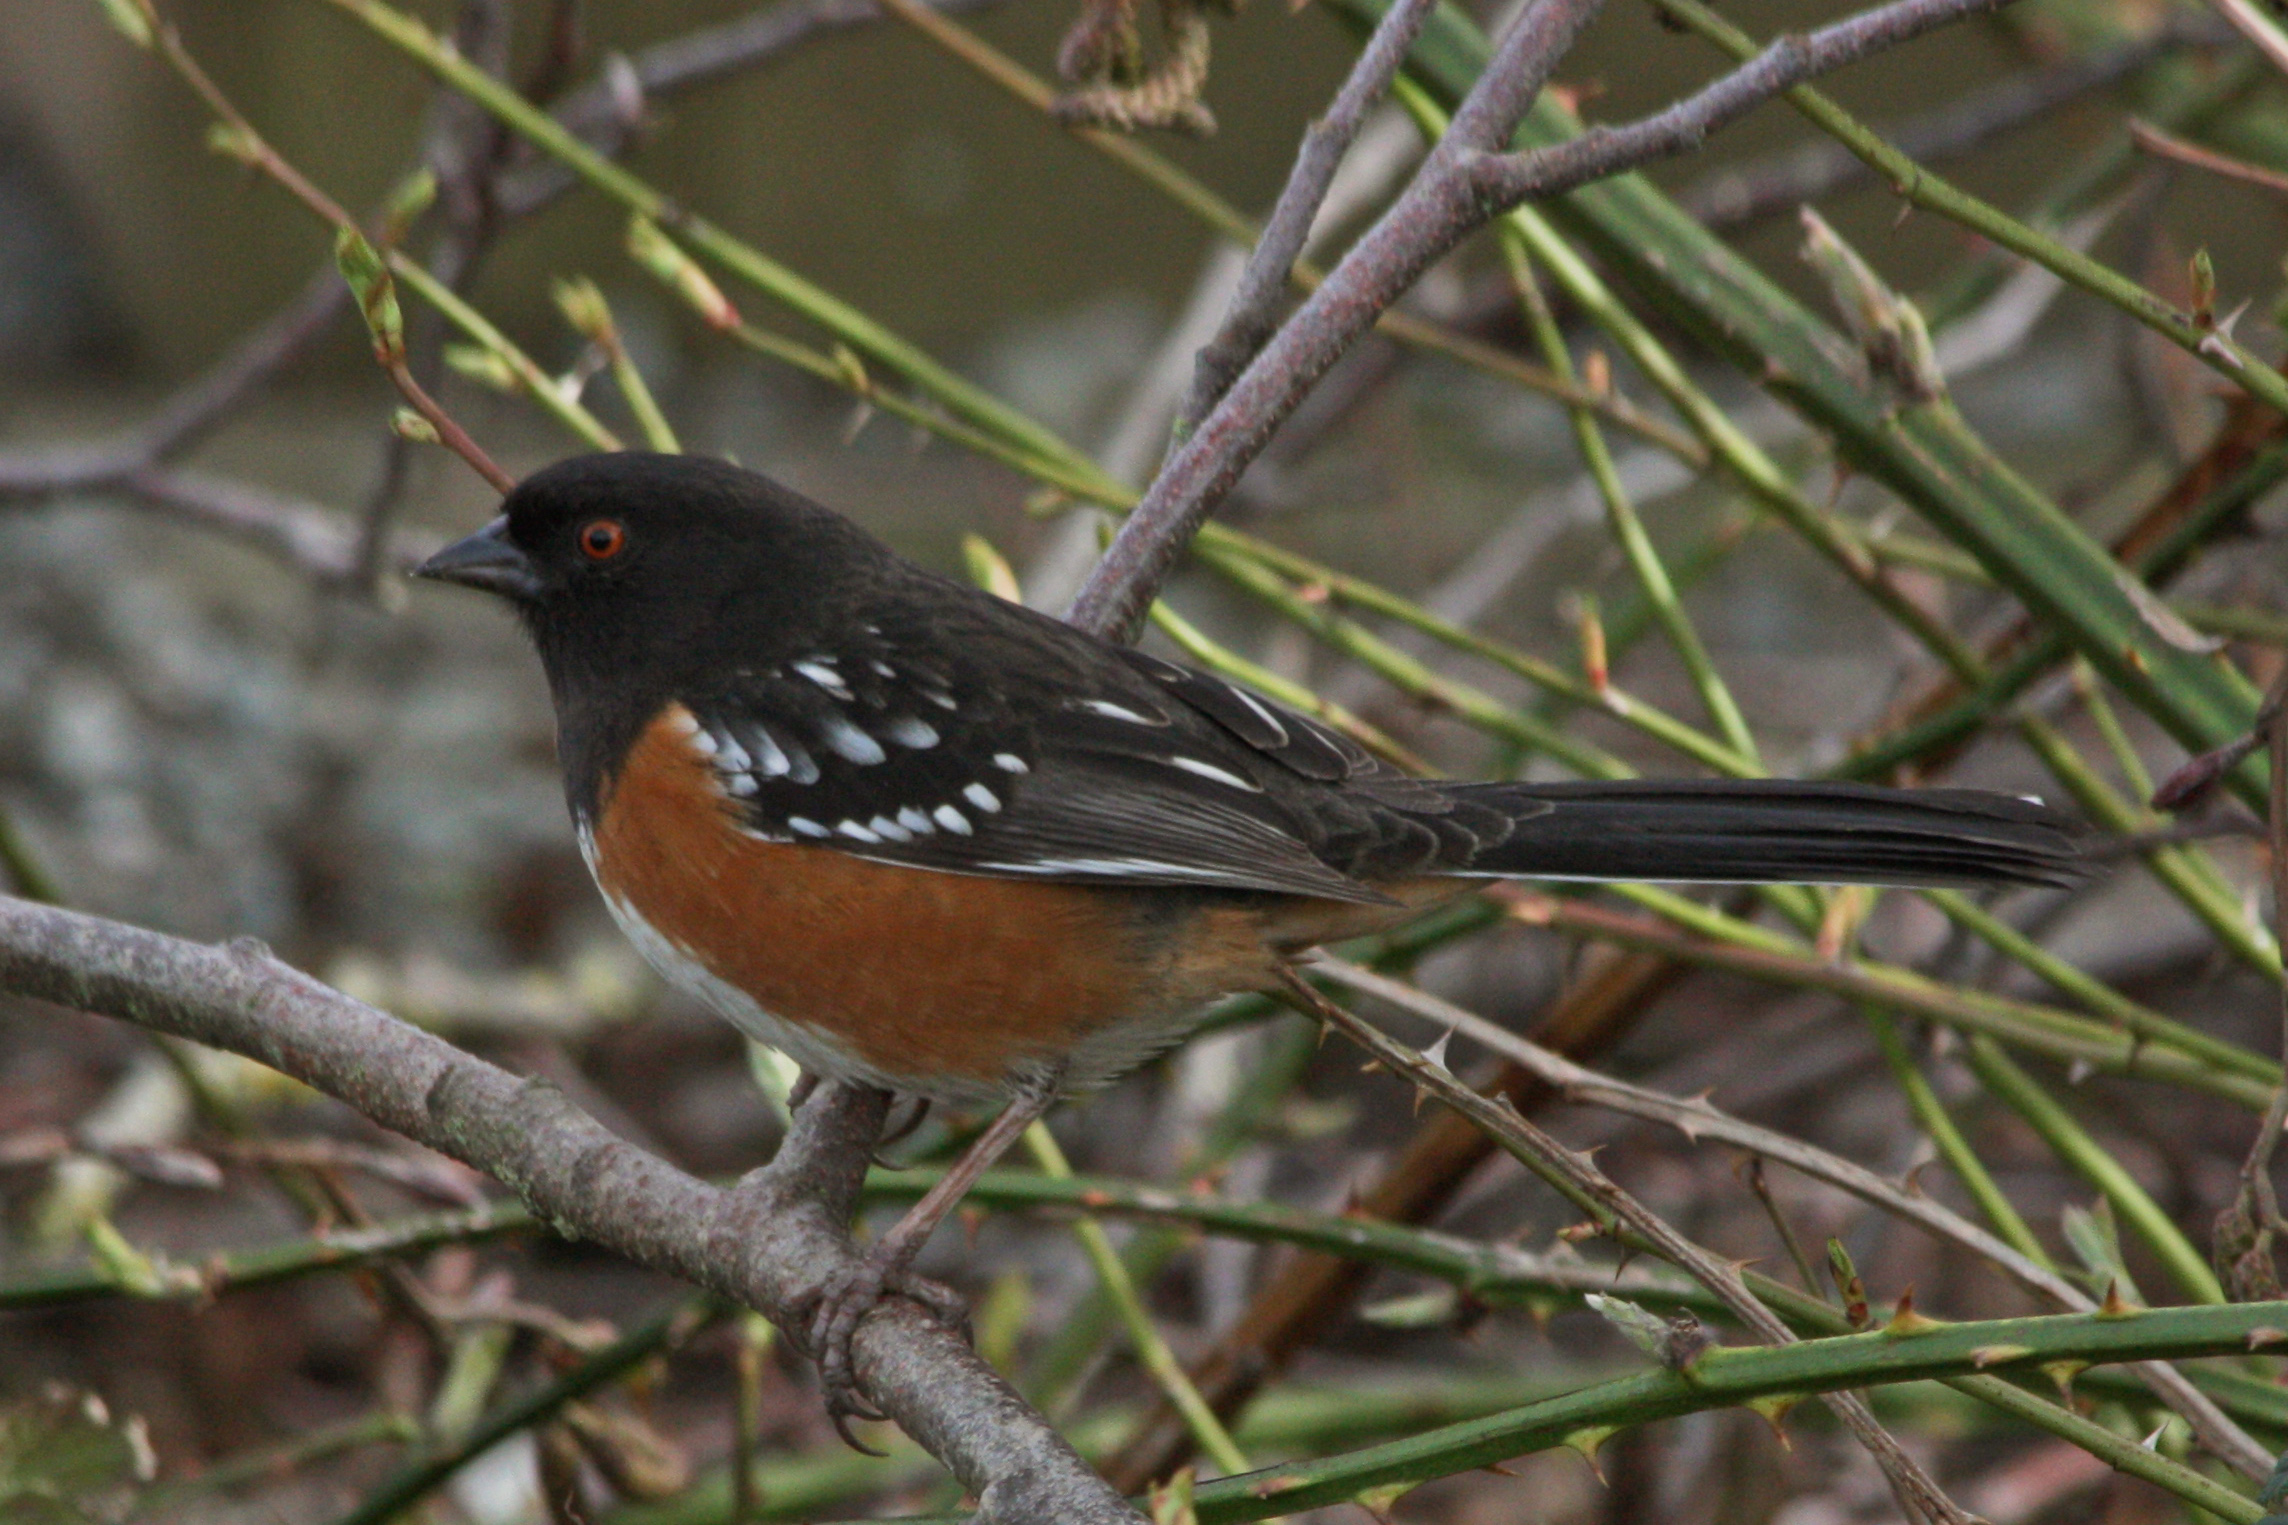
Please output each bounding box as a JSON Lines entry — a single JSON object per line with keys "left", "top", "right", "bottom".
{"left": 143, "top": 5, "right": 517, "bottom": 496}
{"left": 1681, "top": 27, "right": 2217, "bottom": 229}
{"left": 1067, "top": 0, "right": 1610, "bottom": 638}
{"left": 1170, "top": 0, "right": 1437, "bottom": 436}
{"left": 1312, "top": 956, "right": 2273, "bottom": 1477}
{"left": 1069, "top": 0, "right": 2018, "bottom": 642}
{"left": 1468, "top": 0, "right": 2021, "bottom": 204}
{"left": 0, "top": 267, "right": 347, "bottom": 499}
{"left": 350, "top": 0, "right": 519, "bottom": 588}
{"left": 2132, "top": 117, "right": 2288, "bottom": 197}
{"left": 2207, "top": 0, "right": 2288, "bottom": 80}
{"left": 1275, "top": 968, "right": 1978, "bottom": 1525}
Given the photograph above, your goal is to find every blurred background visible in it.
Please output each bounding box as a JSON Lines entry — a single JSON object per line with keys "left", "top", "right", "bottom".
{"left": 4, "top": 0, "right": 2288, "bottom": 1521}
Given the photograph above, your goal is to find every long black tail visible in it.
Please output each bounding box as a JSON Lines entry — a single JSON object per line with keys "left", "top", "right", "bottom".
{"left": 1442, "top": 779, "right": 2080, "bottom": 888}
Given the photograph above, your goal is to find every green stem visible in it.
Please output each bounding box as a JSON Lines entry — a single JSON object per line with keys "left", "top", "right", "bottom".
{"left": 1964, "top": 1037, "right": 2226, "bottom": 1306}
{"left": 1499, "top": 229, "right": 1759, "bottom": 765}
{"left": 1653, "top": 0, "right": 2288, "bottom": 416}
{"left": 1021, "top": 1123, "right": 1250, "bottom": 1477}
{"left": 1863, "top": 1007, "right": 2053, "bottom": 1270}
{"left": 0, "top": 805, "right": 60, "bottom": 903}
{"left": 318, "top": 0, "right": 1120, "bottom": 498}
{"left": 331, "top": 1295, "right": 717, "bottom": 1525}
{"left": 1174, "top": 1302, "right": 2285, "bottom": 1522}
{"left": 388, "top": 254, "right": 620, "bottom": 451}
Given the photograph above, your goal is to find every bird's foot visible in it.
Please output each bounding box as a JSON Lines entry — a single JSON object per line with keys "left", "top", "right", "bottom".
{"left": 806, "top": 1251, "right": 970, "bottom": 1450}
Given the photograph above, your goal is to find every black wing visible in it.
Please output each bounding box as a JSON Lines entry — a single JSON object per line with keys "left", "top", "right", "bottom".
{"left": 678, "top": 588, "right": 1526, "bottom": 901}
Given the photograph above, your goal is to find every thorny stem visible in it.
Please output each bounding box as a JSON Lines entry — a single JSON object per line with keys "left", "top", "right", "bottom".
{"left": 1275, "top": 968, "right": 1978, "bottom": 1525}
{"left": 1314, "top": 957, "right": 2271, "bottom": 1476}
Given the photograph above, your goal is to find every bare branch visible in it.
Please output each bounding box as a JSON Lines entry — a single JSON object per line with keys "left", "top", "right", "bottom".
{"left": 0, "top": 266, "right": 347, "bottom": 498}
{"left": 1469, "top": 0, "right": 2023, "bottom": 205}
{"left": 1171, "top": 0, "right": 1438, "bottom": 436}
{"left": 1066, "top": 0, "right": 2022, "bottom": 644}
{"left": 1682, "top": 26, "right": 2208, "bottom": 230}
{"left": 1066, "top": 0, "right": 1609, "bottom": 639}
{"left": 123, "top": 467, "right": 444, "bottom": 584}
{"left": 0, "top": 894, "right": 1145, "bottom": 1524}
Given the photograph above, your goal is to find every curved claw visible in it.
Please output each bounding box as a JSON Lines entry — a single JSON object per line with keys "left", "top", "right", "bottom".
{"left": 807, "top": 1259, "right": 971, "bottom": 1450}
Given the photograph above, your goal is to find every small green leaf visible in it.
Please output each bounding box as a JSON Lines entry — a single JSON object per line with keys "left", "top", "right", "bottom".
{"left": 962, "top": 534, "right": 1022, "bottom": 603}
{"left": 391, "top": 408, "right": 439, "bottom": 445}
{"left": 626, "top": 215, "right": 740, "bottom": 330}
{"left": 1584, "top": 1292, "right": 1668, "bottom": 1358}
{"left": 0, "top": 1387, "right": 155, "bottom": 1523}
{"left": 552, "top": 275, "right": 613, "bottom": 342}
{"left": 334, "top": 228, "right": 404, "bottom": 366}
{"left": 81, "top": 1219, "right": 169, "bottom": 1299}
{"left": 91, "top": 0, "right": 153, "bottom": 48}
{"left": 202, "top": 123, "right": 262, "bottom": 166}
{"left": 1799, "top": 206, "right": 1944, "bottom": 402}
{"left": 380, "top": 168, "right": 438, "bottom": 244}
{"left": 443, "top": 343, "right": 520, "bottom": 393}
{"left": 1358, "top": 1288, "right": 1460, "bottom": 1329}
{"left": 1149, "top": 1468, "right": 1197, "bottom": 1525}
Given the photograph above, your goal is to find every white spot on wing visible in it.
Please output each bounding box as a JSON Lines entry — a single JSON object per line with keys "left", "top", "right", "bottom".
{"left": 993, "top": 753, "right": 1029, "bottom": 774}
{"left": 962, "top": 782, "right": 1002, "bottom": 813}
{"left": 882, "top": 715, "right": 940, "bottom": 749}
{"left": 1231, "top": 687, "right": 1290, "bottom": 745}
{"left": 923, "top": 690, "right": 958, "bottom": 711}
{"left": 1077, "top": 698, "right": 1162, "bottom": 725}
{"left": 795, "top": 659, "right": 852, "bottom": 699}
{"left": 819, "top": 714, "right": 887, "bottom": 765}
{"left": 835, "top": 819, "right": 882, "bottom": 843}
{"left": 896, "top": 806, "right": 935, "bottom": 835}
{"left": 788, "top": 817, "right": 830, "bottom": 838}
{"left": 724, "top": 773, "right": 759, "bottom": 797}
{"left": 713, "top": 734, "right": 753, "bottom": 772}
{"left": 665, "top": 708, "right": 701, "bottom": 736}
{"left": 978, "top": 857, "right": 1229, "bottom": 881}
{"left": 784, "top": 744, "right": 820, "bottom": 785}
{"left": 1168, "top": 755, "right": 1260, "bottom": 792}
{"left": 687, "top": 727, "right": 720, "bottom": 758}
{"left": 745, "top": 725, "right": 792, "bottom": 778}
{"left": 867, "top": 814, "right": 912, "bottom": 842}
{"left": 933, "top": 804, "right": 973, "bottom": 835}
{"left": 871, "top": 660, "right": 896, "bottom": 678}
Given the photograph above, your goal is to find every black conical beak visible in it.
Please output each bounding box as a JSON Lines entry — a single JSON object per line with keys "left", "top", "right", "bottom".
{"left": 415, "top": 516, "right": 545, "bottom": 601}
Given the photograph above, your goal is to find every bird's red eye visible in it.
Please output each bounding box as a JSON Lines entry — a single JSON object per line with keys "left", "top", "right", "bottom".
{"left": 579, "top": 520, "right": 626, "bottom": 561}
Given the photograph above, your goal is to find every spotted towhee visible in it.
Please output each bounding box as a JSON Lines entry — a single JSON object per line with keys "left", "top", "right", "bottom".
{"left": 417, "top": 451, "right": 2077, "bottom": 1417}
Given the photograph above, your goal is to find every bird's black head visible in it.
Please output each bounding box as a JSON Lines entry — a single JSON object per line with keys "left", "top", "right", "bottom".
{"left": 416, "top": 451, "right": 901, "bottom": 738}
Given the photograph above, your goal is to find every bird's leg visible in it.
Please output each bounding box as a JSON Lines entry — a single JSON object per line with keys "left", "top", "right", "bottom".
{"left": 873, "top": 1094, "right": 935, "bottom": 1162}
{"left": 806, "top": 1067, "right": 1065, "bottom": 1439}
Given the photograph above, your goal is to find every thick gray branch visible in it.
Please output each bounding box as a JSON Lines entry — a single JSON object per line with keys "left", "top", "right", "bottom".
{"left": 0, "top": 895, "right": 1142, "bottom": 1525}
